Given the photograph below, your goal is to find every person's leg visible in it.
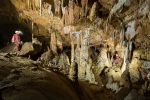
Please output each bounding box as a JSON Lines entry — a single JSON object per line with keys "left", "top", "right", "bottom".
{"left": 15, "top": 42, "right": 19, "bottom": 51}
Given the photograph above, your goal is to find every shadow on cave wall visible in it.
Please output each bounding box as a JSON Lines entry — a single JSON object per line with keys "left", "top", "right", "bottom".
{"left": 0, "top": 0, "right": 32, "bottom": 49}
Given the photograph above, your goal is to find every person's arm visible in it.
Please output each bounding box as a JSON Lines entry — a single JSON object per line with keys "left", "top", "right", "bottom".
{"left": 11, "top": 34, "right": 15, "bottom": 43}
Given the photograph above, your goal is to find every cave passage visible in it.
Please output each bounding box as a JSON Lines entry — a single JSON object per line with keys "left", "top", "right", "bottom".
{"left": 0, "top": 22, "right": 32, "bottom": 52}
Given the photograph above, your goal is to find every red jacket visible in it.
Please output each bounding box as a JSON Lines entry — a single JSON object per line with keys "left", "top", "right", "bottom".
{"left": 11, "top": 34, "right": 20, "bottom": 43}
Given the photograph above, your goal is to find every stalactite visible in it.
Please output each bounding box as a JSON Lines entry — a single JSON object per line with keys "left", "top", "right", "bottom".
{"left": 35, "top": 0, "right": 39, "bottom": 10}
{"left": 90, "top": 2, "right": 98, "bottom": 21}
{"left": 54, "top": 0, "right": 61, "bottom": 14}
{"left": 61, "top": 6, "right": 66, "bottom": 26}
{"left": 126, "top": 42, "right": 129, "bottom": 61}
{"left": 28, "top": 0, "right": 30, "bottom": 9}
{"left": 65, "top": 7, "right": 69, "bottom": 25}
{"left": 32, "top": 21, "right": 34, "bottom": 40}
{"left": 58, "top": 0, "right": 61, "bottom": 14}
{"left": 40, "top": 0, "right": 42, "bottom": 16}
{"left": 48, "top": 5, "right": 53, "bottom": 23}
{"left": 109, "top": 0, "right": 127, "bottom": 21}
{"left": 128, "top": 41, "right": 133, "bottom": 60}
{"left": 18, "top": 12, "right": 22, "bottom": 23}
{"left": 69, "top": 0, "right": 74, "bottom": 24}
{"left": 81, "top": 0, "right": 88, "bottom": 17}
{"left": 48, "top": 5, "right": 52, "bottom": 15}
{"left": 120, "top": 24, "right": 125, "bottom": 47}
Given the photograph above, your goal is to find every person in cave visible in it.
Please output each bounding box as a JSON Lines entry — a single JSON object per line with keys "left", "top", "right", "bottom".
{"left": 113, "top": 51, "right": 120, "bottom": 64}
{"left": 59, "top": 44, "right": 63, "bottom": 53}
{"left": 11, "top": 31, "right": 21, "bottom": 51}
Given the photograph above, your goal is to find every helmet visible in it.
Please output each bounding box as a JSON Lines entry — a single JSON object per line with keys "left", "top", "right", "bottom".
{"left": 15, "top": 31, "right": 19, "bottom": 34}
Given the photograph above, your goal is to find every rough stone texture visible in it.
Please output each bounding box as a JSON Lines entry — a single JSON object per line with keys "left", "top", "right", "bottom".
{"left": 1, "top": 0, "right": 150, "bottom": 99}
{"left": 128, "top": 58, "right": 143, "bottom": 83}
{"left": 78, "top": 29, "right": 90, "bottom": 80}
{"left": 124, "top": 89, "right": 148, "bottom": 100}
{"left": 120, "top": 70, "right": 131, "bottom": 88}
{"left": 19, "top": 42, "right": 42, "bottom": 57}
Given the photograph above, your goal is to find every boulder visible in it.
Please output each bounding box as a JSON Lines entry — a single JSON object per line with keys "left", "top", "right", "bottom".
{"left": 129, "top": 58, "right": 143, "bottom": 83}
{"left": 19, "top": 42, "right": 42, "bottom": 57}
{"left": 124, "top": 89, "right": 148, "bottom": 100}
{"left": 120, "top": 70, "right": 131, "bottom": 88}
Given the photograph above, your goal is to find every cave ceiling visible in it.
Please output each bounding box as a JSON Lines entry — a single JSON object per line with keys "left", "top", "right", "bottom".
{"left": 0, "top": 0, "right": 150, "bottom": 46}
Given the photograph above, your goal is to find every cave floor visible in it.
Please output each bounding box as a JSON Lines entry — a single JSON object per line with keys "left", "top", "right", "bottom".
{"left": 0, "top": 52, "right": 115, "bottom": 100}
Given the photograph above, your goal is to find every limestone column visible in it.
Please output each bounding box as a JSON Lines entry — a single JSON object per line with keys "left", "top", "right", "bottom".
{"left": 69, "top": 33, "right": 76, "bottom": 81}
{"left": 70, "top": 34, "right": 75, "bottom": 63}
{"left": 50, "top": 30, "right": 57, "bottom": 54}
{"left": 78, "top": 28, "right": 90, "bottom": 80}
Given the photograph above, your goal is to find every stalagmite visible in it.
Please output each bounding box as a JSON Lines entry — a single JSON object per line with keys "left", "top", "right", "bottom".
{"left": 85, "top": 57, "right": 96, "bottom": 84}
{"left": 70, "top": 33, "right": 75, "bottom": 63}
{"left": 68, "top": 33, "right": 76, "bottom": 81}
{"left": 50, "top": 30, "right": 57, "bottom": 54}
{"left": 121, "top": 54, "right": 127, "bottom": 73}
{"left": 71, "top": 31, "right": 81, "bottom": 63}
{"left": 121, "top": 43, "right": 128, "bottom": 73}
{"left": 74, "top": 31, "right": 81, "bottom": 65}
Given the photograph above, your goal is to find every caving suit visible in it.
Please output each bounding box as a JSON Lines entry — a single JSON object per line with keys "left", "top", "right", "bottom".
{"left": 11, "top": 33, "right": 20, "bottom": 51}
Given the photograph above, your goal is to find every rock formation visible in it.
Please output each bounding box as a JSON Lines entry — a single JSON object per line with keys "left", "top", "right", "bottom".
{"left": 0, "top": 0, "right": 150, "bottom": 99}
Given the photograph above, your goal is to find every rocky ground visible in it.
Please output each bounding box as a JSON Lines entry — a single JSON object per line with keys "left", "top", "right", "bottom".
{"left": 0, "top": 45, "right": 114, "bottom": 100}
